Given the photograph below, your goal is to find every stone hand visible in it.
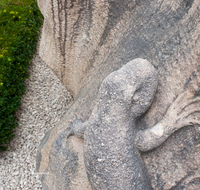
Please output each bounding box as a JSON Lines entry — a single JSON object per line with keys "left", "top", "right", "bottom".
{"left": 66, "top": 119, "right": 87, "bottom": 139}
{"left": 135, "top": 91, "right": 200, "bottom": 152}
{"left": 161, "top": 91, "right": 200, "bottom": 130}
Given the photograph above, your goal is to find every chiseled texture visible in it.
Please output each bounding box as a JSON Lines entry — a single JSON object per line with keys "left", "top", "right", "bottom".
{"left": 83, "top": 59, "right": 158, "bottom": 190}
{"left": 36, "top": 0, "right": 200, "bottom": 189}
{"left": 75, "top": 59, "right": 200, "bottom": 190}
{"left": 37, "top": 0, "right": 199, "bottom": 97}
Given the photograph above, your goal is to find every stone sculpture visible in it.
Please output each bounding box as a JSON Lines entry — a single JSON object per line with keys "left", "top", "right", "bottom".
{"left": 66, "top": 58, "right": 200, "bottom": 190}
{"left": 36, "top": 0, "right": 200, "bottom": 189}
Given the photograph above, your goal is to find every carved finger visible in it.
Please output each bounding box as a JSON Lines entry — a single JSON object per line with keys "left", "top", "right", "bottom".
{"left": 179, "top": 107, "right": 200, "bottom": 119}
{"left": 172, "top": 91, "right": 191, "bottom": 108}
{"left": 179, "top": 119, "right": 200, "bottom": 127}
{"left": 178, "top": 96, "right": 200, "bottom": 114}
{"left": 66, "top": 129, "right": 74, "bottom": 139}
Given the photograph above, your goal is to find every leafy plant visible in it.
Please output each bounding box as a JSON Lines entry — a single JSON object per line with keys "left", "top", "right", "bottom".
{"left": 0, "top": 0, "right": 43, "bottom": 151}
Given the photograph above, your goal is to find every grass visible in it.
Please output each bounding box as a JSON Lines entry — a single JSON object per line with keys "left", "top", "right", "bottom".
{"left": 0, "top": 0, "right": 33, "bottom": 6}
{"left": 0, "top": 0, "right": 43, "bottom": 151}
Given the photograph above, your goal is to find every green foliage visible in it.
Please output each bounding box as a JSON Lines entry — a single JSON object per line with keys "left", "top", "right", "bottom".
{"left": 0, "top": 0, "right": 43, "bottom": 151}
{"left": 0, "top": 0, "right": 33, "bottom": 7}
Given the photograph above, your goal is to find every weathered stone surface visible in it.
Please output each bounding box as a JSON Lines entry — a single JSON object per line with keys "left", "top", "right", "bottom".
{"left": 82, "top": 59, "right": 158, "bottom": 190}
{"left": 36, "top": 129, "right": 91, "bottom": 190}
{"left": 36, "top": 0, "right": 200, "bottom": 189}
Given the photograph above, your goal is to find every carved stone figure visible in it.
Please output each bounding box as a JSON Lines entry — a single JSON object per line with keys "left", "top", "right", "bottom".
{"left": 67, "top": 58, "right": 200, "bottom": 190}
{"left": 36, "top": 0, "right": 200, "bottom": 189}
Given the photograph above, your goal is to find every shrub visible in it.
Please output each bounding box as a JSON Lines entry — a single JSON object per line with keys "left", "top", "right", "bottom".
{"left": 0, "top": 0, "right": 43, "bottom": 151}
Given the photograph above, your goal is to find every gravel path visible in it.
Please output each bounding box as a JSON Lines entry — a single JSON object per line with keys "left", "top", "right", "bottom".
{"left": 0, "top": 54, "right": 73, "bottom": 190}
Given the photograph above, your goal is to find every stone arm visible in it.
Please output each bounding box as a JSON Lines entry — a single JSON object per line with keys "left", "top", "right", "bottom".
{"left": 66, "top": 119, "right": 88, "bottom": 139}
{"left": 135, "top": 91, "right": 200, "bottom": 152}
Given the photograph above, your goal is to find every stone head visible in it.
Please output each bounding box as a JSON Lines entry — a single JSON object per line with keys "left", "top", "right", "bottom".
{"left": 97, "top": 58, "right": 158, "bottom": 119}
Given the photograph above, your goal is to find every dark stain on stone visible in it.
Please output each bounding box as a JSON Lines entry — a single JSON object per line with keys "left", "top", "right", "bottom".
{"left": 77, "top": 0, "right": 196, "bottom": 84}
{"left": 52, "top": 0, "right": 68, "bottom": 81}
{"left": 87, "top": 0, "right": 93, "bottom": 35}
{"left": 108, "top": 0, "right": 195, "bottom": 71}
{"left": 62, "top": 0, "right": 67, "bottom": 81}
{"left": 172, "top": 0, "right": 194, "bottom": 21}
{"left": 187, "top": 177, "right": 200, "bottom": 187}
{"left": 155, "top": 174, "right": 165, "bottom": 190}
{"left": 183, "top": 0, "right": 194, "bottom": 9}
{"left": 184, "top": 71, "right": 198, "bottom": 90}
{"left": 70, "top": 0, "right": 93, "bottom": 46}
{"left": 98, "top": 0, "right": 140, "bottom": 47}
{"left": 195, "top": 87, "right": 200, "bottom": 96}
{"left": 170, "top": 171, "right": 195, "bottom": 190}
{"left": 48, "top": 128, "right": 78, "bottom": 189}
{"left": 51, "top": 0, "right": 56, "bottom": 35}
{"left": 69, "top": 0, "right": 76, "bottom": 9}
{"left": 85, "top": 50, "right": 99, "bottom": 73}
{"left": 70, "top": 6, "right": 85, "bottom": 46}
{"left": 36, "top": 127, "right": 54, "bottom": 172}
